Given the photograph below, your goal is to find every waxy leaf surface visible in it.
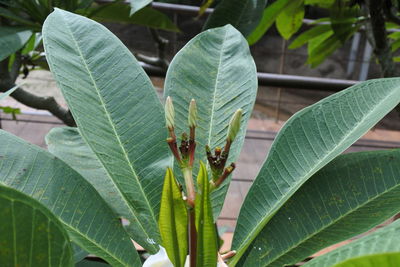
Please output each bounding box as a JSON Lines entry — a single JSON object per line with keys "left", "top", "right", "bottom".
{"left": 43, "top": 9, "right": 170, "bottom": 253}
{"left": 238, "top": 149, "right": 400, "bottom": 266}
{"left": 0, "top": 185, "right": 73, "bottom": 267}
{"left": 164, "top": 25, "right": 257, "bottom": 219}
{"left": 0, "top": 130, "right": 140, "bottom": 267}
{"left": 232, "top": 78, "right": 400, "bottom": 265}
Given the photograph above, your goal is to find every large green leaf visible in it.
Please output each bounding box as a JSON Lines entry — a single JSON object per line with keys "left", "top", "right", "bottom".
{"left": 129, "top": 0, "right": 152, "bottom": 14}
{"left": 164, "top": 25, "right": 257, "bottom": 219}
{"left": 231, "top": 78, "right": 400, "bottom": 265}
{"left": 334, "top": 253, "right": 400, "bottom": 267}
{"left": 91, "top": 4, "right": 179, "bottom": 32}
{"left": 303, "top": 219, "right": 400, "bottom": 267}
{"left": 246, "top": 0, "right": 291, "bottom": 45}
{"left": 195, "top": 162, "right": 218, "bottom": 267}
{"left": 0, "top": 130, "right": 140, "bottom": 267}
{"left": 0, "top": 26, "right": 32, "bottom": 61}
{"left": 158, "top": 168, "right": 187, "bottom": 267}
{"left": 237, "top": 149, "right": 400, "bottom": 267}
{"left": 43, "top": 9, "right": 170, "bottom": 253}
{"left": 46, "top": 127, "right": 147, "bottom": 245}
{"left": 0, "top": 185, "right": 73, "bottom": 267}
{"left": 203, "top": 0, "right": 267, "bottom": 37}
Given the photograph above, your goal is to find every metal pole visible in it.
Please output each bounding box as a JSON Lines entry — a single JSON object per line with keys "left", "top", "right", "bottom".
{"left": 140, "top": 62, "right": 358, "bottom": 92}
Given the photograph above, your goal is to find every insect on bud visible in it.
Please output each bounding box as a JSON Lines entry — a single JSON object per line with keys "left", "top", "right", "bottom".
{"left": 165, "top": 96, "right": 174, "bottom": 130}
{"left": 188, "top": 99, "right": 197, "bottom": 128}
{"left": 227, "top": 109, "right": 243, "bottom": 142}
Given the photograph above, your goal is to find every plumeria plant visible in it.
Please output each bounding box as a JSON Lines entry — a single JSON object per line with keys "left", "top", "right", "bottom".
{"left": 157, "top": 96, "right": 242, "bottom": 267}
{"left": 2, "top": 8, "right": 400, "bottom": 267}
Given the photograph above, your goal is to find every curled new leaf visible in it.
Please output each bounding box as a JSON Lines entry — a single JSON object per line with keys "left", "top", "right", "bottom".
{"left": 159, "top": 168, "right": 188, "bottom": 267}
{"left": 195, "top": 162, "right": 218, "bottom": 266}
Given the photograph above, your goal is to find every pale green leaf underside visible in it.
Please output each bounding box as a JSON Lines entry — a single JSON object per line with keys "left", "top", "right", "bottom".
{"left": 0, "top": 26, "right": 32, "bottom": 61}
{"left": 0, "top": 185, "right": 73, "bottom": 267}
{"left": 304, "top": 220, "right": 400, "bottom": 267}
{"left": 0, "top": 85, "right": 19, "bottom": 101}
{"left": 129, "top": 0, "right": 152, "bottom": 14}
{"left": 43, "top": 9, "right": 170, "bottom": 253}
{"left": 232, "top": 78, "right": 400, "bottom": 265}
{"left": 0, "top": 130, "right": 140, "bottom": 267}
{"left": 46, "top": 127, "right": 149, "bottom": 249}
{"left": 164, "top": 25, "right": 257, "bottom": 219}
{"left": 203, "top": 0, "right": 267, "bottom": 37}
{"left": 237, "top": 149, "right": 400, "bottom": 267}
{"left": 159, "top": 168, "right": 187, "bottom": 267}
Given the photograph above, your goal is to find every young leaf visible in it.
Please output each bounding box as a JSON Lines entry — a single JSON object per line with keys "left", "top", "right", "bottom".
{"left": 195, "top": 162, "right": 218, "bottom": 267}
{"left": 159, "top": 168, "right": 188, "bottom": 267}
{"left": 237, "top": 149, "right": 400, "bottom": 266}
{"left": 164, "top": 25, "right": 257, "bottom": 220}
{"left": 246, "top": 0, "right": 291, "bottom": 45}
{"left": 289, "top": 24, "right": 332, "bottom": 49}
{"left": 276, "top": 0, "right": 304, "bottom": 40}
{"left": 307, "top": 25, "right": 358, "bottom": 67}
{"left": 43, "top": 9, "right": 170, "bottom": 253}
{"left": 307, "top": 34, "right": 342, "bottom": 67}
{"left": 303, "top": 220, "right": 400, "bottom": 267}
{"left": 0, "top": 130, "right": 141, "bottom": 266}
{"left": 0, "top": 185, "right": 74, "bottom": 266}
{"left": 203, "top": 0, "right": 267, "bottom": 37}
{"left": 46, "top": 127, "right": 158, "bottom": 251}
{"left": 231, "top": 78, "right": 400, "bottom": 265}
{"left": 0, "top": 26, "right": 32, "bottom": 61}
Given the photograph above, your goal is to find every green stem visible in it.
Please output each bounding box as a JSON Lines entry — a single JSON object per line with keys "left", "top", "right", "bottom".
{"left": 183, "top": 167, "right": 195, "bottom": 205}
{"left": 182, "top": 167, "right": 197, "bottom": 267}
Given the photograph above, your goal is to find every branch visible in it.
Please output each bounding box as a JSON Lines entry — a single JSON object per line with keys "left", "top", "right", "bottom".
{"left": 10, "top": 52, "right": 22, "bottom": 81}
{"left": 10, "top": 87, "right": 76, "bottom": 126}
{"left": 134, "top": 28, "right": 169, "bottom": 69}
{"left": 366, "top": 0, "right": 398, "bottom": 77}
{"left": 0, "top": 58, "right": 76, "bottom": 126}
{"left": 383, "top": 0, "right": 400, "bottom": 25}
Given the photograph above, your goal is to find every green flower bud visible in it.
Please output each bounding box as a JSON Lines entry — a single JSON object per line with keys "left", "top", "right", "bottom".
{"left": 165, "top": 96, "right": 174, "bottom": 129}
{"left": 227, "top": 109, "right": 242, "bottom": 142}
{"left": 188, "top": 99, "right": 197, "bottom": 128}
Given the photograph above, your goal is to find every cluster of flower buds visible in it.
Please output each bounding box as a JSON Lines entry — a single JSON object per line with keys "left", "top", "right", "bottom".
{"left": 165, "top": 96, "right": 242, "bottom": 191}
{"left": 207, "top": 109, "right": 242, "bottom": 188}
{"left": 165, "top": 97, "right": 197, "bottom": 169}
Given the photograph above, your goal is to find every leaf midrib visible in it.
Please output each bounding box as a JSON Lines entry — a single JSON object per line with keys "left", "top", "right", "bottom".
{"left": 206, "top": 28, "right": 228, "bottom": 147}
{"left": 232, "top": 86, "right": 399, "bottom": 265}
{"left": 62, "top": 223, "right": 128, "bottom": 266}
{"left": 58, "top": 12, "right": 155, "bottom": 240}
{"left": 266, "top": 172, "right": 400, "bottom": 266}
